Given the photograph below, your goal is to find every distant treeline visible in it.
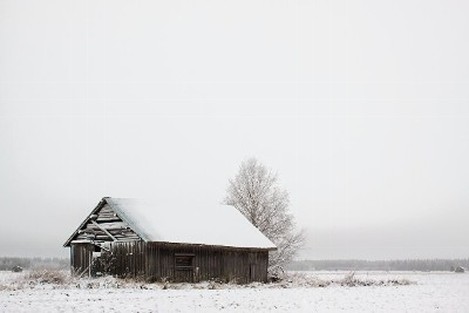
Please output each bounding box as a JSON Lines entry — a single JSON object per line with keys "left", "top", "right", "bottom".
{"left": 288, "top": 259, "right": 469, "bottom": 272}
{"left": 0, "top": 257, "right": 68, "bottom": 271}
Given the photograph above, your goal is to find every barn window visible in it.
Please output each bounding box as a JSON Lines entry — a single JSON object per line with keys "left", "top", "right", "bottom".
{"left": 174, "top": 254, "right": 195, "bottom": 271}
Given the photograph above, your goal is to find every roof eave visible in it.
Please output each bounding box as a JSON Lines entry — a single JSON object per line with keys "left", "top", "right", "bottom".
{"left": 147, "top": 240, "right": 277, "bottom": 251}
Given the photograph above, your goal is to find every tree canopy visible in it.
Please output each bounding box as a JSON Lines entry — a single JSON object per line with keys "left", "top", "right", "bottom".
{"left": 224, "top": 158, "right": 304, "bottom": 268}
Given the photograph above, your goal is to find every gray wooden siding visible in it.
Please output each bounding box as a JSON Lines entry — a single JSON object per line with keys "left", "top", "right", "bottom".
{"left": 70, "top": 243, "right": 94, "bottom": 276}
{"left": 71, "top": 241, "right": 269, "bottom": 283}
{"left": 111, "top": 241, "right": 146, "bottom": 278}
{"left": 144, "top": 242, "right": 268, "bottom": 283}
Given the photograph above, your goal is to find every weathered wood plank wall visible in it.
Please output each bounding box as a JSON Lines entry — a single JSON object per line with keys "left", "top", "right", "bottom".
{"left": 145, "top": 243, "right": 268, "bottom": 283}
{"left": 111, "top": 241, "right": 146, "bottom": 278}
{"left": 70, "top": 243, "right": 94, "bottom": 276}
{"left": 71, "top": 241, "right": 269, "bottom": 283}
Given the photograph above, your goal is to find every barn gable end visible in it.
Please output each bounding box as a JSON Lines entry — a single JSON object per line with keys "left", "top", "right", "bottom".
{"left": 64, "top": 199, "right": 141, "bottom": 248}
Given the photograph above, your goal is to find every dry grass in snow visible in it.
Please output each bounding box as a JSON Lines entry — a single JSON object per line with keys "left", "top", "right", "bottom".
{"left": 2, "top": 271, "right": 468, "bottom": 313}
{"left": 0, "top": 270, "right": 413, "bottom": 291}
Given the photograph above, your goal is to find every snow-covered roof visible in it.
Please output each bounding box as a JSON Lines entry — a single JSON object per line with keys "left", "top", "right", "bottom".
{"left": 67, "top": 197, "right": 276, "bottom": 250}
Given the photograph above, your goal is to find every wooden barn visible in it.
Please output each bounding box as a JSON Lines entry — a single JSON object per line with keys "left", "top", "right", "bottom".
{"left": 63, "top": 197, "right": 276, "bottom": 283}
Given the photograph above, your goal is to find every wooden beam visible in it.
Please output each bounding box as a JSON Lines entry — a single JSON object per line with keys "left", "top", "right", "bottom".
{"left": 91, "top": 220, "right": 117, "bottom": 241}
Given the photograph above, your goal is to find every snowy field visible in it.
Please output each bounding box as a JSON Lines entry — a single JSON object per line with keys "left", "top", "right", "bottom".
{"left": 1, "top": 270, "right": 468, "bottom": 313}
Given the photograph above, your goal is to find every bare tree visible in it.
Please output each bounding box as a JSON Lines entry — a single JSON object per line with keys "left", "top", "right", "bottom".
{"left": 224, "top": 158, "right": 304, "bottom": 268}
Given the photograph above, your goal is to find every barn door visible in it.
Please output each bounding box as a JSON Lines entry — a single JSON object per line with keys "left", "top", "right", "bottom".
{"left": 248, "top": 252, "right": 258, "bottom": 282}
{"left": 249, "top": 264, "right": 256, "bottom": 282}
{"left": 174, "top": 254, "right": 195, "bottom": 282}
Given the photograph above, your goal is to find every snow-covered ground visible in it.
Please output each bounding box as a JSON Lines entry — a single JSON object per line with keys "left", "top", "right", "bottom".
{"left": 1, "top": 271, "right": 468, "bottom": 312}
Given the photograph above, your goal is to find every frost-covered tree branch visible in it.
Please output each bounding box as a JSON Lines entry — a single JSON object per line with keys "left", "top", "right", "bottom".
{"left": 224, "top": 158, "right": 305, "bottom": 268}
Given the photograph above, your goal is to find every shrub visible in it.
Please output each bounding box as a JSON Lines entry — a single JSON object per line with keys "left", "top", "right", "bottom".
{"left": 334, "top": 272, "right": 413, "bottom": 287}
{"left": 455, "top": 266, "right": 465, "bottom": 273}
{"left": 25, "top": 270, "right": 68, "bottom": 285}
{"left": 11, "top": 265, "right": 23, "bottom": 273}
{"left": 268, "top": 265, "right": 285, "bottom": 282}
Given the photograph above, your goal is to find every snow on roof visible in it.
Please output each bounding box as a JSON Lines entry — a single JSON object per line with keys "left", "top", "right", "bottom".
{"left": 104, "top": 197, "right": 276, "bottom": 250}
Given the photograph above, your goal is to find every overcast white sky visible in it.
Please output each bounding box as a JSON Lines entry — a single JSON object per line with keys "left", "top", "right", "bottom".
{"left": 1, "top": 0, "right": 469, "bottom": 259}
